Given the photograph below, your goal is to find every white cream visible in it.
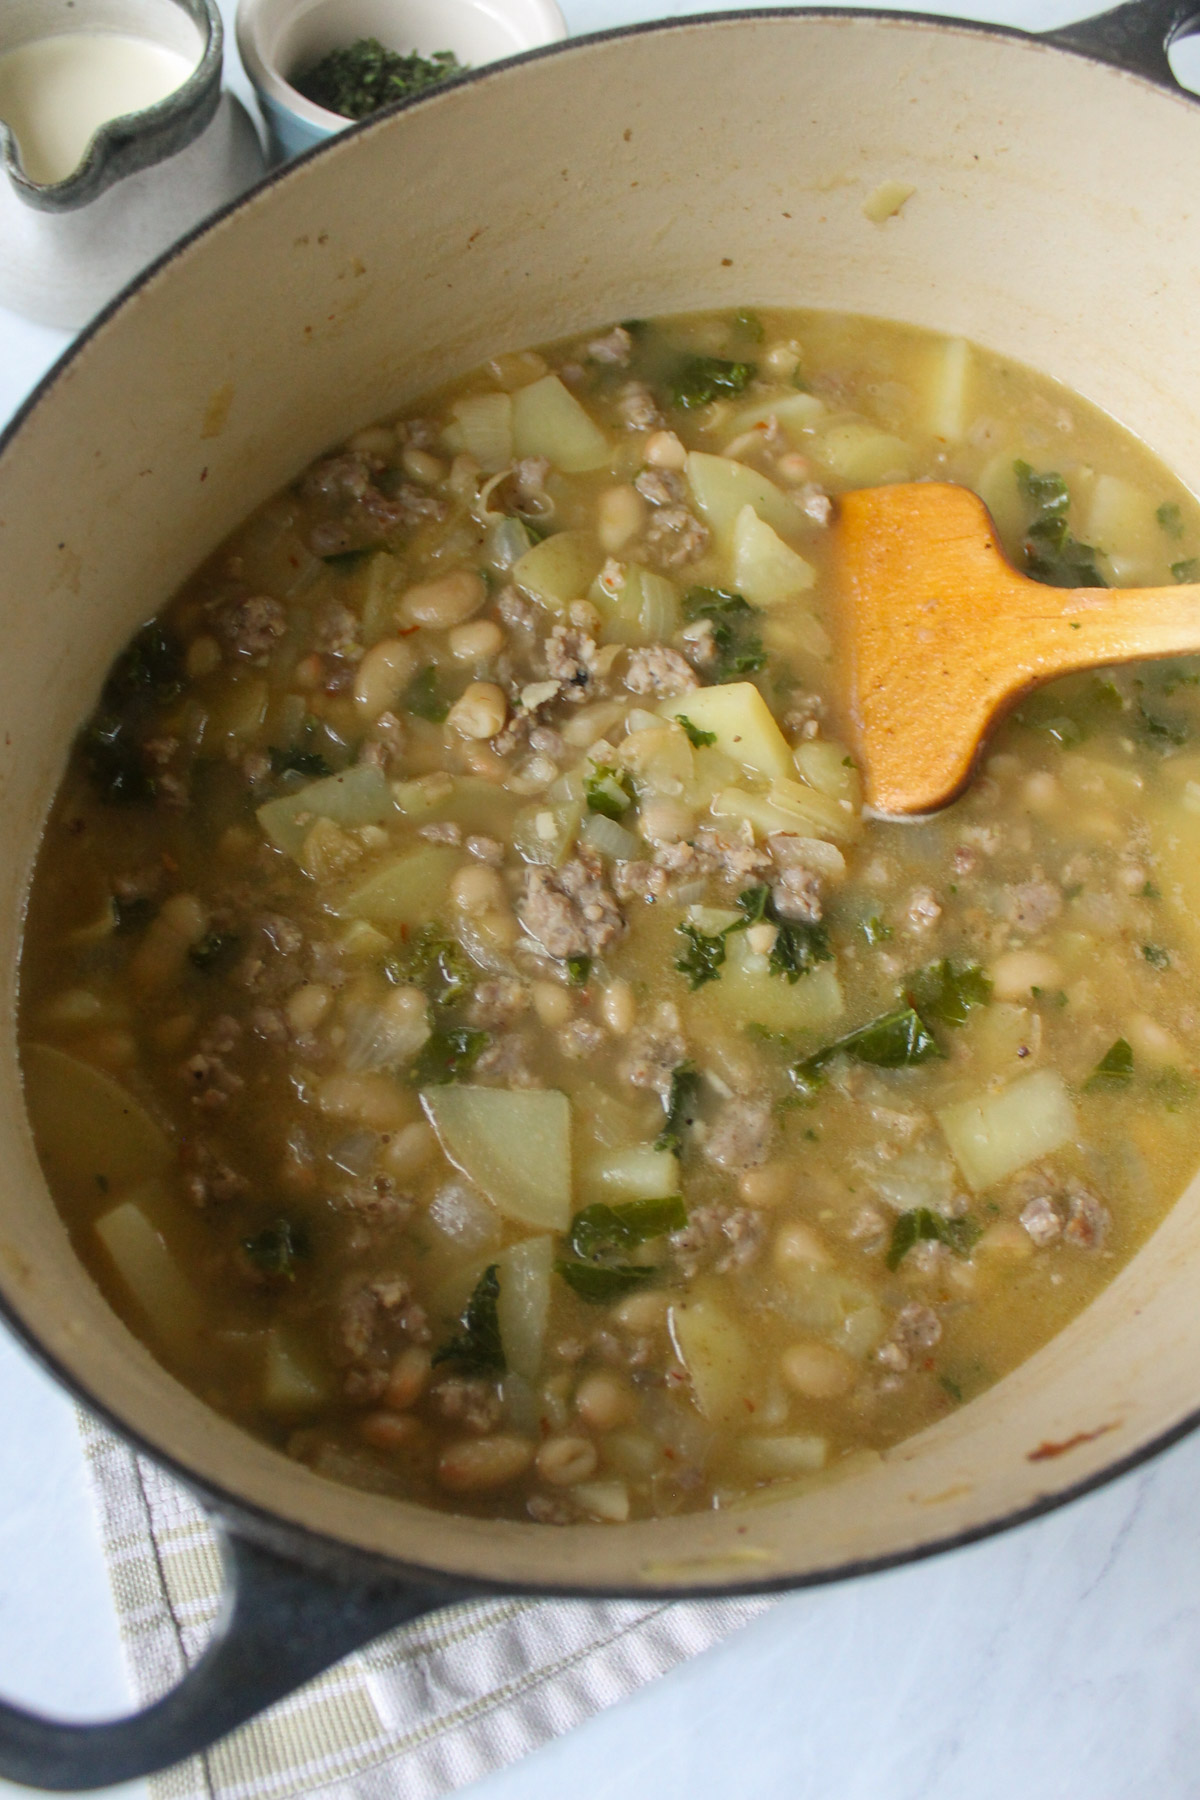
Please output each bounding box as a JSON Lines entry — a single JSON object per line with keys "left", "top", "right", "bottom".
{"left": 0, "top": 32, "right": 196, "bottom": 185}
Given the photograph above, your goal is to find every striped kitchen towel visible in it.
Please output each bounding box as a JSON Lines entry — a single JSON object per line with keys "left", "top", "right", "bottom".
{"left": 78, "top": 1412, "right": 769, "bottom": 1800}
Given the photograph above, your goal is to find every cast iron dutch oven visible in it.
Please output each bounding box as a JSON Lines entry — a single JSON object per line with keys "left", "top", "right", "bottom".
{"left": 1, "top": 0, "right": 1199, "bottom": 1782}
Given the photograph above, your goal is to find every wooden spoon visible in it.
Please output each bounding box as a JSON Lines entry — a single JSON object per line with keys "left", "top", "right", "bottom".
{"left": 835, "top": 480, "right": 1200, "bottom": 818}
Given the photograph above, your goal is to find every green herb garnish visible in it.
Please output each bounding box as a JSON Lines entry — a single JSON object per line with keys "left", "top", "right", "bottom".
{"left": 791, "top": 1006, "right": 943, "bottom": 1095}
{"left": 1173, "top": 558, "right": 1200, "bottom": 584}
{"left": 295, "top": 37, "right": 466, "bottom": 122}
{"left": 1085, "top": 1038, "right": 1134, "bottom": 1089}
{"left": 682, "top": 587, "right": 766, "bottom": 684}
{"left": 565, "top": 954, "right": 592, "bottom": 987}
{"left": 733, "top": 310, "right": 765, "bottom": 342}
{"left": 676, "top": 714, "right": 717, "bottom": 748}
{"left": 860, "top": 915, "right": 892, "bottom": 945}
{"left": 1143, "top": 943, "right": 1171, "bottom": 969}
{"left": 886, "top": 1208, "right": 981, "bottom": 1271}
{"left": 669, "top": 356, "right": 756, "bottom": 410}
{"left": 188, "top": 931, "right": 240, "bottom": 973}
{"left": 904, "top": 959, "right": 991, "bottom": 1027}
{"left": 584, "top": 764, "right": 635, "bottom": 820}
{"left": 433, "top": 1264, "right": 505, "bottom": 1372}
{"left": 268, "top": 746, "right": 333, "bottom": 779}
{"left": 410, "top": 1025, "right": 489, "bottom": 1084}
{"left": 736, "top": 883, "right": 832, "bottom": 983}
{"left": 1158, "top": 501, "right": 1185, "bottom": 538}
{"left": 242, "top": 1218, "right": 309, "bottom": 1281}
{"left": 405, "top": 665, "right": 449, "bottom": 723}
{"left": 655, "top": 1063, "right": 702, "bottom": 1155}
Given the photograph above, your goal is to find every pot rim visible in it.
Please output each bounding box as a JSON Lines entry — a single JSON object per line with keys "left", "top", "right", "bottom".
{"left": 5, "top": 0, "right": 1200, "bottom": 1600}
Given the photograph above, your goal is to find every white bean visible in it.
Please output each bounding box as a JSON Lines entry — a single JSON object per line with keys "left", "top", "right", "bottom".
{"left": 447, "top": 681, "right": 508, "bottom": 740}
{"left": 438, "top": 1435, "right": 534, "bottom": 1492}
{"left": 644, "top": 430, "right": 687, "bottom": 470}
{"left": 384, "top": 1345, "right": 432, "bottom": 1411}
{"left": 574, "top": 1373, "right": 633, "bottom": 1432}
{"left": 381, "top": 1121, "right": 437, "bottom": 1179}
{"left": 400, "top": 569, "right": 487, "bottom": 628}
{"left": 401, "top": 447, "right": 446, "bottom": 484}
{"left": 773, "top": 1221, "right": 832, "bottom": 1269}
{"left": 285, "top": 983, "right": 332, "bottom": 1034}
{"left": 600, "top": 979, "right": 636, "bottom": 1035}
{"left": 532, "top": 981, "right": 573, "bottom": 1028}
{"left": 596, "top": 485, "right": 646, "bottom": 553}
{"left": 536, "top": 1435, "right": 598, "bottom": 1486}
{"left": 354, "top": 638, "right": 416, "bottom": 720}
{"left": 450, "top": 863, "right": 507, "bottom": 915}
{"left": 449, "top": 620, "right": 504, "bottom": 662}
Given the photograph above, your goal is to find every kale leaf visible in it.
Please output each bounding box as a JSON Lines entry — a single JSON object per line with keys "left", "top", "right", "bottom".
{"left": 584, "top": 764, "right": 635, "bottom": 819}
{"left": 791, "top": 1006, "right": 943, "bottom": 1095}
{"left": 82, "top": 719, "right": 156, "bottom": 805}
{"left": 557, "top": 1196, "right": 686, "bottom": 1302}
{"left": 556, "top": 1262, "right": 658, "bottom": 1302}
{"left": 410, "top": 1025, "right": 489, "bottom": 1085}
{"left": 656, "top": 1063, "right": 702, "bottom": 1154}
{"left": 736, "top": 884, "right": 831, "bottom": 984}
{"left": 242, "top": 1218, "right": 309, "bottom": 1281}
{"left": 82, "top": 625, "right": 186, "bottom": 805}
{"left": 1014, "top": 460, "right": 1105, "bottom": 588}
{"left": 683, "top": 588, "right": 766, "bottom": 684}
{"left": 404, "top": 666, "right": 449, "bottom": 723}
{"left": 103, "top": 624, "right": 184, "bottom": 711}
{"left": 669, "top": 356, "right": 756, "bottom": 410}
{"left": 1085, "top": 1038, "right": 1134, "bottom": 1090}
{"left": 568, "top": 1196, "right": 687, "bottom": 1261}
{"left": 676, "top": 714, "right": 717, "bottom": 748}
{"left": 433, "top": 1264, "right": 505, "bottom": 1372}
{"left": 904, "top": 959, "right": 991, "bottom": 1027}
{"left": 674, "top": 920, "right": 733, "bottom": 990}
{"left": 386, "top": 926, "right": 472, "bottom": 1010}
{"left": 269, "top": 746, "right": 333, "bottom": 779}
{"left": 886, "top": 1208, "right": 981, "bottom": 1271}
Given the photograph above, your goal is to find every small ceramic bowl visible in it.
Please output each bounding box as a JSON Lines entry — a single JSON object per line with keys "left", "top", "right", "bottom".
{"left": 237, "top": 0, "right": 568, "bottom": 161}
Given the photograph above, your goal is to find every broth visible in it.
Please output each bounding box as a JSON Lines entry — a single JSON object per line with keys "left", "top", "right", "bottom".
{"left": 20, "top": 309, "right": 1200, "bottom": 1524}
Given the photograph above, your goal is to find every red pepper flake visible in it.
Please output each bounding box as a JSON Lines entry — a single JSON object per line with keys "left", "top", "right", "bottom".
{"left": 1027, "top": 1421, "right": 1118, "bottom": 1462}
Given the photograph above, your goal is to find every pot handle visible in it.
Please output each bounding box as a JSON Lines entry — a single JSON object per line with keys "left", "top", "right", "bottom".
{"left": 1044, "top": 0, "right": 1200, "bottom": 89}
{"left": 0, "top": 1522, "right": 459, "bottom": 1792}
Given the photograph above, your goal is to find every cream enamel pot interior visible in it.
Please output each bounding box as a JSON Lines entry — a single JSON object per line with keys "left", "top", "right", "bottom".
{"left": 3, "top": 0, "right": 1200, "bottom": 1782}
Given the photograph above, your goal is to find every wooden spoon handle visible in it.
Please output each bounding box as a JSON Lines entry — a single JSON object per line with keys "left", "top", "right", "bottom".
{"left": 836, "top": 482, "right": 1200, "bottom": 817}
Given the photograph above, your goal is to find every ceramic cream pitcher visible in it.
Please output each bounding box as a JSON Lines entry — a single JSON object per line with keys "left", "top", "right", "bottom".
{"left": 0, "top": 0, "right": 263, "bottom": 328}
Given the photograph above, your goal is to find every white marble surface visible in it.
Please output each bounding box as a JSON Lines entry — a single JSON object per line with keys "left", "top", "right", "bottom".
{"left": 5, "top": 0, "right": 1200, "bottom": 1795}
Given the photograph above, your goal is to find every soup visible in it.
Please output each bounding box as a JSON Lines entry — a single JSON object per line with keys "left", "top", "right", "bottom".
{"left": 19, "top": 310, "right": 1200, "bottom": 1525}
